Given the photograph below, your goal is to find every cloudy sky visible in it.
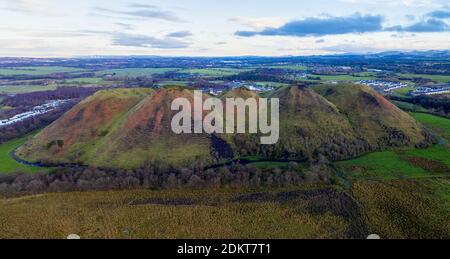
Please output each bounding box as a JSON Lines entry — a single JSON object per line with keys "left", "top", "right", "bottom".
{"left": 0, "top": 0, "right": 449, "bottom": 57}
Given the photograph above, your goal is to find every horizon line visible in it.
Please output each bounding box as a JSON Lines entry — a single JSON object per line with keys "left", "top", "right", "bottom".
{"left": 1, "top": 49, "right": 449, "bottom": 60}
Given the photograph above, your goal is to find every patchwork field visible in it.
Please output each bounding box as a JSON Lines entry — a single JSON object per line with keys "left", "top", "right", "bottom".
{"left": 63, "top": 77, "right": 107, "bottom": 84}
{"left": 96, "top": 68, "right": 180, "bottom": 77}
{"left": 254, "top": 81, "right": 289, "bottom": 88}
{"left": 0, "top": 77, "right": 114, "bottom": 94}
{"left": 177, "top": 68, "right": 253, "bottom": 77}
{"left": 0, "top": 67, "right": 84, "bottom": 76}
{"left": 397, "top": 73, "right": 450, "bottom": 83}
{"left": 0, "top": 84, "right": 58, "bottom": 94}
{"left": 307, "top": 74, "right": 376, "bottom": 82}
{"left": 268, "top": 65, "right": 308, "bottom": 71}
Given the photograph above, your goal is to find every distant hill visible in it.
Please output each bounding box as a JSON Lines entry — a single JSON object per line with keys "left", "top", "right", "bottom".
{"left": 16, "top": 84, "right": 435, "bottom": 169}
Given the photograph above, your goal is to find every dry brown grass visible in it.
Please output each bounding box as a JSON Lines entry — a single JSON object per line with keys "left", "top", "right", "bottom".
{"left": 1, "top": 179, "right": 448, "bottom": 239}
{"left": 0, "top": 187, "right": 348, "bottom": 239}
{"left": 352, "top": 178, "right": 450, "bottom": 239}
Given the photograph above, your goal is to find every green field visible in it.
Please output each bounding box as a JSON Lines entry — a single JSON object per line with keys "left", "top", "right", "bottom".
{"left": 157, "top": 80, "right": 190, "bottom": 87}
{"left": 96, "top": 68, "right": 180, "bottom": 77}
{"left": 402, "top": 145, "right": 450, "bottom": 167}
{"left": 0, "top": 136, "right": 48, "bottom": 174}
{"left": 337, "top": 150, "right": 431, "bottom": 180}
{"left": 307, "top": 74, "right": 376, "bottom": 82}
{"left": 410, "top": 112, "right": 450, "bottom": 141}
{"left": 337, "top": 145, "right": 449, "bottom": 180}
{"left": 268, "top": 65, "right": 308, "bottom": 71}
{"left": 0, "top": 104, "right": 12, "bottom": 112}
{"left": 338, "top": 113, "right": 450, "bottom": 180}
{"left": 397, "top": 73, "right": 450, "bottom": 83}
{"left": 63, "top": 77, "right": 106, "bottom": 84}
{"left": 178, "top": 68, "right": 252, "bottom": 77}
{"left": 254, "top": 81, "right": 289, "bottom": 88}
{"left": 392, "top": 86, "right": 415, "bottom": 96}
{"left": 0, "top": 67, "right": 83, "bottom": 76}
{"left": 0, "top": 85, "right": 58, "bottom": 94}
{"left": 0, "top": 77, "right": 111, "bottom": 93}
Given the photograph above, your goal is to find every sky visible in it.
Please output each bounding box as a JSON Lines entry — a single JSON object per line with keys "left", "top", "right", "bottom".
{"left": 0, "top": 0, "right": 449, "bottom": 57}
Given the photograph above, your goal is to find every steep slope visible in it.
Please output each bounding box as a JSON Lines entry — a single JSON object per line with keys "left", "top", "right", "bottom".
{"left": 87, "top": 88, "right": 216, "bottom": 168}
{"left": 222, "top": 86, "right": 366, "bottom": 160}
{"left": 16, "top": 88, "right": 152, "bottom": 166}
{"left": 16, "top": 88, "right": 218, "bottom": 169}
{"left": 313, "top": 83, "right": 435, "bottom": 148}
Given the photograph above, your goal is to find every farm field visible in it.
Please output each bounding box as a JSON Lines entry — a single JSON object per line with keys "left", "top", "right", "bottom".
{"left": 0, "top": 67, "right": 84, "bottom": 76}
{"left": 96, "top": 68, "right": 179, "bottom": 77}
{"left": 397, "top": 73, "right": 450, "bottom": 83}
{"left": 268, "top": 65, "right": 308, "bottom": 71}
{"left": 337, "top": 113, "right": 450, "bottom": 180}
{"left": 0, "top": 78, "right": 113, "bottom": 94}
{"left": 392, "top": 86, "right": 415, "bottom": 96}
{"left": 63, "top": 77, "right": 107, "bottom": 84}
{"left": 410, "top": 112, "right": 450, "bottom": 141}
{"left": 0, "top": 104, "right": 12, "bottom": 112}
{"left": 254, "top": 81, "right": 289, "bottom": 88}
{"left": 0, "top": 84, "right": 58, "bottom": 94}
{"left": 157, "top": 80, "right": 190, "bottom": 87}
{"left": 307, "top": 74, "right": 376, "bottom": 82}
{"left": 177, "top": 68, "right": 253, "bottom": 77}
{"left": 0, "top": 136, "right": 47, "bottom": 174}
{"left": 337, "top": 145, "right": 449, "bottom": 180}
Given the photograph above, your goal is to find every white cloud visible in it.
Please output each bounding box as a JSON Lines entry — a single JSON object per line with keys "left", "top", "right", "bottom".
{"left": 0, "top": 0, "right": 60, "bottom": 16}
{"left": 340, "top": 0, "right": 439, "bottom": 7}
{"left": 229, "top": 17, "right": 288, "bottom": 30}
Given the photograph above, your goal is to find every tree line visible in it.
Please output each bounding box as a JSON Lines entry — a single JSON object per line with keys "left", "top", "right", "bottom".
{"left": 0, "top": 161, "right": 334, "bottom": 197}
